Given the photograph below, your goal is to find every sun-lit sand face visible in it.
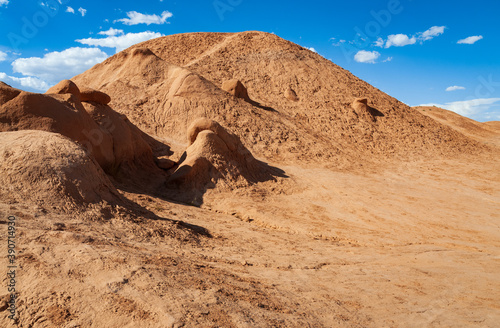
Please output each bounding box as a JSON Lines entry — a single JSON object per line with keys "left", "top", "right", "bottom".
{"left": 1, "top": 32, "right": 499, "bottom": 327}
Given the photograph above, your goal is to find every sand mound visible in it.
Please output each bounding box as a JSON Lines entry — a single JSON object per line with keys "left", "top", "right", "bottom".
{"left": 104, "top": 31, "right": 481, "bottom": 167}
{"left": 416, "top": 106, "right": 500, "bottom": 148}
{"left": 221, "top": 79, "right": 251, "bottom": 102}
{"left": 167, "top": 118, "right": 281, "bottom": 204}
{"left": 1, "top": 81, "right": 161, "bottom": 178}
{"left": 0, "top": 130, "right": 122, "bottom": 211}
{"left": 81, "top": 101, "right": 161, "bottom": 180}
{"left": 0, "top": 90, "right": 115, "bottom": 169}
{"left": 0, "top": 81, "right": 21, "bottom": 105}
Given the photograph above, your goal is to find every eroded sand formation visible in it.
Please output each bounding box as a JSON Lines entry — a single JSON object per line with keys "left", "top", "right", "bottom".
{"left": 1, "top": 31, "right": 499, "bottom": 327}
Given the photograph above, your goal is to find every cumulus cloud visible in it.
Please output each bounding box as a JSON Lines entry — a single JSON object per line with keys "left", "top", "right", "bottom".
{"left": 446, "top": 86, "right": 466, "bottom": 92}
{"left": 419, "top": 98, "right": 500, "bottom": 117}
{"left": 0, "top": 50, "right": 7, "bottom": 62}
{"left": 354, "top": 50, "right": 380, "bottom": 64}
{"left": 308, "top": 47, "right": 317, "bottom": 53}
{"left": 457, "top": 35, "right": 483, "bottom": 44}
{"left": 418, "top": 26, "right": 446, "bottom": 41}
{"left": 76, "top": 31, "right": 163, "bottom": 53}
{"left": 0, "top": 0, "right": 9, "bottom": 7}
{"left": 385, "top": 34, "right": 416, "bottom": 48}
{"left": 11, "top": 47, "right": 108, "bottom": 83}
{"left": 0, "top": 72, "right": 50, "bottom": 91}
{"left": 78, "top": 7, "right": 87, "bottom": 17}
{"left": 98, "top": 28, "right": 124, "bottom": 37}
{"left": 377, "top": 26, "right": 446, "bottom": 48}
{"left": 115, "top": 11, "right": 173, "bottom": 25}
{"left": 66, "top": 6, "right": 74, "bottom": 13}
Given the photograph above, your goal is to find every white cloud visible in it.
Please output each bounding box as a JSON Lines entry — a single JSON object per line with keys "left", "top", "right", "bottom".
{"left": 446, "top": 86, "right": 466, "bottom": 92}
{"left": 98, "top": 28, "right": 124, "bottom": 37}
{"left": 308, "top": 47, "right": 317, "bottom": 53}
{"left": 76, "top": 31, "right": 163, "bottom": 53}
{"left": 78, "top": 7, "right": 87, "bottom": 17}
{"left": 383, "top": 57, "right": 393, "bottom": 62}
{"left": 354, "top": 50, "right": 380, "bottom": 64}
{"left": 115, "top": 11, "right": 173, "bottom": 25}
{"left": 419, "top": 98, "right": 500, "bottom": 117}
{"left": 0, "top": 72, "right": 50, "bottom": 91}
{"left": 377, "top": 26, "right": 446, "bottom": 48}
{"left": 11, "top": 47, "right": 108, "bottom": 83}
{"left": 0, "top": 50, "right": 7, "bottom": 62}
{"left": 418, "top": 26, "right": 446, "bottom": 41}
{"left": 0, "top": 0, "right": 9, "bottom": 7}
{"left": 66, "top": 6, "right": 74, "bottom": 13}
{"left": 385, "top": 34, "right": 416, "bottom": 48}
{"left": 457, "top": 35, "right": 483, "bottom": 44}
{"left": 374, "top": 37, "right": 384, "bottom": 47}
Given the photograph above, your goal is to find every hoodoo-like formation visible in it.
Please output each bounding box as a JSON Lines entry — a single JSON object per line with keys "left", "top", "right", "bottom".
{"left": 0, "top": 80, "right": 160, "bottom": 176}
{"left": 0, "top": 90, "right": 115, "bottom": 169}
{"left": 168, "top": 118, "right": 280, "bottom": 204}
{"left": 0, "top": 130, "right": 123, "bottom": 211}
{"left": 45, "top": 79, "right": 81, "bottom": 101}
{"left": 221, "top": 79, "right": 251, "bottom": 102}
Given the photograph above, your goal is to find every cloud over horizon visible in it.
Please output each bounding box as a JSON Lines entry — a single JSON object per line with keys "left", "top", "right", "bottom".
{"left": 11, "top": 47, "right": 108, "bottom": 84}
{"left": 76, "top": 31, "right": 163, "bottom": 53}
{"left": 419, "top": 98, "right": 500, "bottom": 119}
{"left": 0, "top": 72, "right": 50, "bottom": 91}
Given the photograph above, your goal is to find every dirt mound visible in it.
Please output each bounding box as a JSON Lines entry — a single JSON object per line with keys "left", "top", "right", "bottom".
{"left": 221, "top": 79, "right": 251, "bottom": 102}
{"left": 0, "top": 90, "right": 115, "bottom": 169}
{"left": 0, "top": 82, "right": 21, "bottom": 105}
{"left": 415, "top": 106, "right": 500, "bottom": 148}
{"left": 167, "top": 118, "right": 283, "bottom": 204}
{"left": 74, "top": 31, "right": 482, "bottom": 169}
{"left": 0, "top": 130, "right": 122, "bottom": 211}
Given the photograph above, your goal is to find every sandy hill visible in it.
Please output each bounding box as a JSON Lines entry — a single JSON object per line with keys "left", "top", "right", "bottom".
{"left": 415, "top": 105, "right": 500, "bottom": 148}
{"left": 74, "top": 31, "right": 481, "bottom": 169}
{"left": 1, "top": 32, "right": 499, "bottom": 327}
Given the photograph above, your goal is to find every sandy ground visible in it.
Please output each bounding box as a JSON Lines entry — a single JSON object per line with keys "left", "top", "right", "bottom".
{"left": 1, "top": 151, "right": 498, "bottom": 327}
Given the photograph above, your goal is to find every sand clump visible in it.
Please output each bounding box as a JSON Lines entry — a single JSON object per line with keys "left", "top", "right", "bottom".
{"left": 80, "top": 87, "right": 112, "bottom": 105}
{"left": 221, "top": 79, "right": 251, "bottom": 102}
{"left": 285, "top": 87, "right": 299, "bottom": 101}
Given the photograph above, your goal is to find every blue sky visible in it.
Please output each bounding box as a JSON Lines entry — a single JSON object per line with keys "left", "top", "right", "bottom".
{"left": 1, "top": 0, "right": 499, "bottom": 121}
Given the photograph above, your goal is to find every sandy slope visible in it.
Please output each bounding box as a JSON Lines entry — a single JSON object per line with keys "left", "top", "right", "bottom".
{"left": 1, "top": 32, "right": 499, "bottom": 327}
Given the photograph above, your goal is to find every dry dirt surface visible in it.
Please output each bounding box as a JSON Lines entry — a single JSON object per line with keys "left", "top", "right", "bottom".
{"left": 1, "top": 31, "right": 499, "bottom": 327}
